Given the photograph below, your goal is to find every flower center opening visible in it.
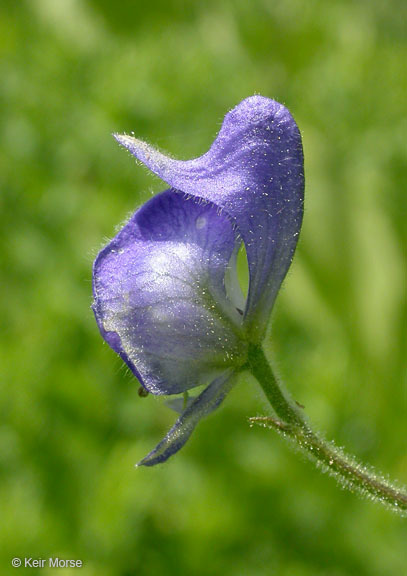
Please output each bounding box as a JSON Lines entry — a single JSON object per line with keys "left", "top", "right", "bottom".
{"left": 236, "top": 242, "right": 249, "bottom": 301}
{"left": 224, "top": 241, "right": 249, "bottom": 318}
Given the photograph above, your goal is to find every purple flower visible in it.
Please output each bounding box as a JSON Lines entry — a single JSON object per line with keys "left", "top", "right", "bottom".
{"left": 93, "top": 96, "right": 304, "bottom": 466}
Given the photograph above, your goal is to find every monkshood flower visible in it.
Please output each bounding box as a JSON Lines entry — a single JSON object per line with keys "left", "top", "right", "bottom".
{"left": 93, "top": 96, "right": 304, "bottom": 466}
{"left": 93, "top": 96, "right": 407, "bottom": 514}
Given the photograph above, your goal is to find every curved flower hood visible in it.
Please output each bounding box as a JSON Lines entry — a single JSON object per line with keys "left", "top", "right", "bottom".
{"left": 93, "top": 96, "right": 304, "bottom": 465}
{"left": 114, "top": 95, "right": 304, "bottom": 337}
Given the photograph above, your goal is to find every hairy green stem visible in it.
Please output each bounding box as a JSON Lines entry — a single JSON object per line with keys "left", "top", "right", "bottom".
{"left": 247, "top": 344, "right": 407, "bottom": 515}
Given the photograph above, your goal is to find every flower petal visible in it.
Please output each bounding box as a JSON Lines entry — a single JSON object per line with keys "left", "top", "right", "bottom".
{"left": 115, "top": 96, "right": 304, "bottom": 337}
{"left": 137, "top": 370, "right": 235, "bottom": 466}
{"left": 93, "top": 189, "right": 246, "bottom": 395}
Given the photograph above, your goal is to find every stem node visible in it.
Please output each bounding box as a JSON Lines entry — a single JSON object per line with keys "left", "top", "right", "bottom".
{"left": 248, "top": 344, "right": 407, "bottom": 515}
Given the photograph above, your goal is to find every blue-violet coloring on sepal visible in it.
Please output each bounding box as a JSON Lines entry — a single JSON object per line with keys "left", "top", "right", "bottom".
{"left": 92, "top": 95, "right": 304, "bottom": 465}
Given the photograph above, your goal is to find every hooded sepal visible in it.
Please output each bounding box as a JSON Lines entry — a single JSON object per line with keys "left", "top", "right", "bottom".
{"left": 114, "top": 95, "right": 304, "bottom": 339}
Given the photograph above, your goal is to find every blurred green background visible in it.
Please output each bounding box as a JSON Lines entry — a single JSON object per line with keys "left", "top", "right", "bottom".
{"left": 1, "top": 0, "right": 406, "bottom": 574}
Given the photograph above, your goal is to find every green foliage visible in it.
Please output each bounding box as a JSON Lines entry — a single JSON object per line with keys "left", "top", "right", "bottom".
{"left": 0, "top": 0, "right": 406, "bottom": 574}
